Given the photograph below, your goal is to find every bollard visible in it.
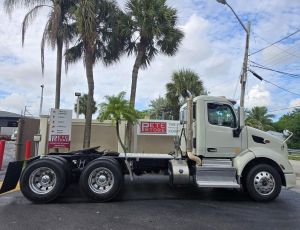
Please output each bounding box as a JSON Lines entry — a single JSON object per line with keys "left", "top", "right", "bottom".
{"left": 25, "top": 140, "right": 32, "bottom": 160}
{"left": 0, "top": 140, "right": 6, "bottom": 170}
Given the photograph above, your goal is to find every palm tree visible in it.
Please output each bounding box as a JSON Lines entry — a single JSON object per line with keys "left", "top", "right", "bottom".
{"left": 65, "top": 0, "right": 126, "bottom": 148}
{"left": 98, "top": 92, "right": 139, "bottom": 153}
{"left": 166, "top": 69, "right": 206, "bottom": 119}
{"left": 123, "top": 0, "right": 184, "bottom": 107}
{"left": 4, "top": 0, "right": 76, "bottom": 109}
{"left": 74, "top": 94, "right": 97, "bottom": 119}
{"left": 122, "top": 0, "right": 184, "bottom": 150}
{"left": 246, "top": 106, "right": 275, "bottom": 131}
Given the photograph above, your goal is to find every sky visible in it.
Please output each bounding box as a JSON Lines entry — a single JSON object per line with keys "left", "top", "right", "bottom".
{"left": 0, "top": 0, "right": 299, "bottom": 119}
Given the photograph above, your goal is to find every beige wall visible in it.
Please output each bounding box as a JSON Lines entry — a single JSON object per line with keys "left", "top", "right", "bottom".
{"left": 71, "top": 120, "right": 118, "bottom": 151}
{"left": 39, "top": 118, "right": 175, "bottom": 154}
{"left": 70, "top": 120, "right": 175, "bottom": 153}
{"left": 137, "top": 136, "right": 174, "bottom": 154}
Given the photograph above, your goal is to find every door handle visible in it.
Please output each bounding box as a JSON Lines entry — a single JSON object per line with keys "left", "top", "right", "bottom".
{"left": 207, "top": 148, "right": 217, "bottom": 152}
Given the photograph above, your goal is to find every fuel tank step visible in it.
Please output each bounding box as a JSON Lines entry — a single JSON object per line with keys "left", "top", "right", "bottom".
{"left": 196, "top": 158, "right": 240, "bottom": 188}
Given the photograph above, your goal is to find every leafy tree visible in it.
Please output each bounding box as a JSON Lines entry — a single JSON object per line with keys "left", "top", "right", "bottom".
{"left": 166, "top": 69, "right": 206, "bottom": 119}
{"left": 149, "top": 96, "right": 172, "bottom": 120}
{"left": 65, "top": 0, "right": 125, "bottom": 148}
{"left": 245, "top": 106, "right": 275, "bottom": 131}
{"left": 74, "top": 94, "right": 97, "bottom": 118}
{"left": 98, "top": 92, "right": 139, "bottom": 153}
{"left": 136, "top": 110, "right": 150, "bottom": 119}
{"left": 275, "top": 109, "right": 300, "bottom": 149}
{"left": 4, "top": 0, "right": 76, "bottom": 109}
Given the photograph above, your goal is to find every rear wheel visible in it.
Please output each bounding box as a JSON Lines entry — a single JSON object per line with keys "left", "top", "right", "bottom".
{"left": 245, "top": 164, "right": 282, "bottom": 202}
{"left": 46, "top": 156, "right": 72, "bottom": 187}
{"left": 20, "top": 158, "right": 66, "bottom": 203}
{"left": 79, "top": 158, "right": 123, "bottom": 202}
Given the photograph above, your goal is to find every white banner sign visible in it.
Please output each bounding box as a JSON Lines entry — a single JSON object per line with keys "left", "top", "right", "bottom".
{"left": 137, "top": 119, "right": 180, "bottom": 136}
{"left": 48, "top": 109, "right": 72, "bottom": 148}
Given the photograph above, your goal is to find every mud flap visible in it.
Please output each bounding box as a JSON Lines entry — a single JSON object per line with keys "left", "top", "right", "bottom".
{"left": 0, "top": 161, "right": 24, "bottom": 194}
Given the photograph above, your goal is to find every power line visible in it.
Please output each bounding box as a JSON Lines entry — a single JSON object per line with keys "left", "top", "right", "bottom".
{"left": 251, "top": 31, "right": 300, "bottom": 66}
{"left": 269, "top": 106, "right": 300, "bottom": 113}
{"left": 259, "top": 43, "right": 300, "bottom": 67}
{"left": 250, "top": 61, "right": 300, "bottom": 78}
{"left": 249, "top": 69, "right": 300, "bottom": 97}
{"left": 250, "top": 29, "right": 300, "bottom": 56}
{"left": 264, "top": 79, "right": 300, "bottom": 97}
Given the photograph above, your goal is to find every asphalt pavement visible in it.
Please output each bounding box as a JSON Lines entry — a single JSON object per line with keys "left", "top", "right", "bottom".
{"left": 0, "top": 175, "right": 300, "bottom": 230}
{"left": 1, "top": 143, "right": 300, "bottom": 230}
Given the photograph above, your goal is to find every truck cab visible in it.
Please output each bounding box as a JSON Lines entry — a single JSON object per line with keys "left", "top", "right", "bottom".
{"left": 178, "top": 95, "right": 296, "bottom": 200}
{"left": 180, "top": 95, "right": 242, "bottom": 158}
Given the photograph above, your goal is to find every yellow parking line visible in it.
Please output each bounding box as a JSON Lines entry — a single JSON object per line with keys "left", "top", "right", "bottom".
{"left": 0, "top": 181, "right": 20, "bottom": 195}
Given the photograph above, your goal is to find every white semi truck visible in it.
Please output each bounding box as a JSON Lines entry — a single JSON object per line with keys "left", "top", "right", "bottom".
{"left": 0, "top": 94, "right": 296, "bottom": 202}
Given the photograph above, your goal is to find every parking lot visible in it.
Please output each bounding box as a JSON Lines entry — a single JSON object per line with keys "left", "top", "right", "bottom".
{"left": 1, "top": 142, "right": 300, "bottom": 230}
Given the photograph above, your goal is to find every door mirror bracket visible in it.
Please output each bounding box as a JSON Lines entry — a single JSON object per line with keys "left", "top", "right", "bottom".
{"left": 233, "top": 127, "right": 242, "bottom": 138}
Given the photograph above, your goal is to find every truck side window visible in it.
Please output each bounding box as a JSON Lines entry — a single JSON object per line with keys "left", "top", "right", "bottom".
{"left": 207, "top": 103, "right": 236, "bottom": 128}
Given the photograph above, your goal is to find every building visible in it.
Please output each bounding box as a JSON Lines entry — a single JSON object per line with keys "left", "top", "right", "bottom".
{"left": 0, "top": 111, "right": 21, "bottom": 140}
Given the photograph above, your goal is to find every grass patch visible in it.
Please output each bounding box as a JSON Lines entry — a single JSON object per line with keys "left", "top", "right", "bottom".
{"left": 288, "top": 154, "right": 300, "bottom": 161}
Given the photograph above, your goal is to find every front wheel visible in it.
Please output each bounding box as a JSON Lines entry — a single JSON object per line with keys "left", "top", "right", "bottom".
{"left": 245, "top": 164, "right": 282, "bottom": 202}
{"left": 79, "top": 158, "right": 123, "bottom": 202}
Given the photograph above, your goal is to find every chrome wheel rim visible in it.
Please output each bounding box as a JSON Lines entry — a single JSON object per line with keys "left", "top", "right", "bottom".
{"left": 88, "top": 167, "right": 114, "bottom": 194}
{"left": 254, "top": 171, "right": 275, "bottom": 196}
{"left": 29, "top": 167, "right": 57, "bottom": 195}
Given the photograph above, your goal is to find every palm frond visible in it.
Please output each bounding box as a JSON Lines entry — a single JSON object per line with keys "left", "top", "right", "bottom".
{"left": 41, "top": 19, "right": 51, "bottom": 74}
{"left": 21, "top": 4, "right": 49, "bottom": 46}
{"left": 4, "top": 0, "right": 49, "bottom": 15}
{"left": 65, "top": 41, "right": 84, "bottom": 73}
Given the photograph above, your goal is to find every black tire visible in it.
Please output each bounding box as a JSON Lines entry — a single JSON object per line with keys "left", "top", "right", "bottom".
{"left": 46, "top": 156, "right": 72, "bottom": 186}
{"left": 245, "top": 164, "right": 282, "bottom": 202}
{"left": 79, "top": 158, "right": 123, "bottom": 202}
{"left": 20, "top": 158, "right": 66, "bottom": 203}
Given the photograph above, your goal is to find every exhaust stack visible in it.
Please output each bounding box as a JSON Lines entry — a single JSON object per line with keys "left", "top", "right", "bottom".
{"left": 185, "top": 91, "right": 202, "bottom": 166}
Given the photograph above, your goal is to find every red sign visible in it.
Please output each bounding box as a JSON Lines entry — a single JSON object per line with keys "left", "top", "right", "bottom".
{"left": 48, "top": 135, "right": 70, "bottom": 148}
{"left": 140, "top": 121, "right": 167, "bottom": 134}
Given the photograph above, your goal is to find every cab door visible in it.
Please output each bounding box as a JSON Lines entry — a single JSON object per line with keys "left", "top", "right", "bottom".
{"left": 204, "top": 102, "right": 241, "bottom": 158}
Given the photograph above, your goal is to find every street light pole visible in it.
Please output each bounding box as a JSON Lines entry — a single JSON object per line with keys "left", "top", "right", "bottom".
{"left": 39, "top": 84, "right": 44, "bottom": 116}
{"left": 216, "top": 0, "right": 250, "bottom": 108}
{"left": 75, "top": 92, "right": 81, "bottom": 119}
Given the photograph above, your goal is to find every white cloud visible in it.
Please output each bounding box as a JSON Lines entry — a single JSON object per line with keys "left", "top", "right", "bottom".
{"left": 0, "top": 93, "right": 29, "bottom": 114}
{"left": 289, "top": 98, "right": 300, "bottom": 108}
{"left": 246, "top": 84, "right": 271, "bottom": 108}
{"left": 0, "top": 0, "right": 299, "bottom": 119}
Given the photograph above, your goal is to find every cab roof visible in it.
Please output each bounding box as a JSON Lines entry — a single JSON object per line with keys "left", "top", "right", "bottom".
{"left": 194, "top": 95, "right": 236, "bottom": 105}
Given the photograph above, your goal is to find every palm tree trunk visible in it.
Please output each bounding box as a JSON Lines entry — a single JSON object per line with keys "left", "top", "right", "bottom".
{"left": 127, "top": 45, "right": 146, "bottom": 152}
{"left": 116, "top": 120, "right": 127, "bottom": 153}
{"left": 55, "top": 38, "right": 63, "bottom": 109}
{"left": 129, "top": 46, "right": 145, "bottom": 106}
{"left": 83, "top": 49, "right": 94, "bottom": 148}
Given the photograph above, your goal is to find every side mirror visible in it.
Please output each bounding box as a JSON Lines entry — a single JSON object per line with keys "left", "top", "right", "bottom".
{"left": 233, "top": 106, "right": 245, "bottom": 138}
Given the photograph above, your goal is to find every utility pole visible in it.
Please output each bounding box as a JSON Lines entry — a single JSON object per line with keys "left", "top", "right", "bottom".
{"left": 216, "top": 0, "right": 251, "bottom": 112}
{"left": 240, "top": 22, "right": 251, "bottom": 108}
{"left": 39, "top": 84, "right": 44, "bottom": 116}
